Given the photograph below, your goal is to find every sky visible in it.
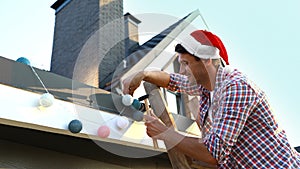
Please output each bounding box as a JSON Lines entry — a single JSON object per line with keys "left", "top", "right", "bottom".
{"left": 0, "top": 0, "right": 299, "bottom": 147}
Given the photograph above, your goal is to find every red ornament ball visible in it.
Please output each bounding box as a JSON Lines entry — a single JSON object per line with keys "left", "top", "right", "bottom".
{"left": 97, "top": 125, "right": 110, "bottom": 138}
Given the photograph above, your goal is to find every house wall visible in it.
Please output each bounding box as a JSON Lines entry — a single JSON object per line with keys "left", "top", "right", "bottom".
{"left": 0, "top": 139, "right": 172, "bottom": 169}
{"left": 0, "top": 139, "right": 126, "bottom": 169}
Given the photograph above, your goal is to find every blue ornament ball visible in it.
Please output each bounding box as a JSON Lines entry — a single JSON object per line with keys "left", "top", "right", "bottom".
{"left": 16, "top": 57, "right": 31, "bottom": 66}
{"left": 68, "top": 119, "right": 82, "bottom": 133}
{"left": 132, "top": 99, "right": 141, "bottom": 110}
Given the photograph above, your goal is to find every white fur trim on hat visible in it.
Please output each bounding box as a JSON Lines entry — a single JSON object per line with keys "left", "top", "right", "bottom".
{"left": 179, "top": 34, "right": 221, "bottom": 60}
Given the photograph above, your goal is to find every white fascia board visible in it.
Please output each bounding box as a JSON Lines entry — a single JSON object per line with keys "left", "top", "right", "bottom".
{"left": 0, "top": 84, "right": 166, "bottom": 152}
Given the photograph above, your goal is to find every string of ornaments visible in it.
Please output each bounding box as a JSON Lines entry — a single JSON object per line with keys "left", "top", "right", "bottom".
{"left": 16, "top": 57, "right": 136, "bottom": 138}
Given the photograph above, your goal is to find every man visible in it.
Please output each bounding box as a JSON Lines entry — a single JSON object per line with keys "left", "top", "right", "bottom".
{"left": 122, "top": 30, "right": 300, "bottom": 168}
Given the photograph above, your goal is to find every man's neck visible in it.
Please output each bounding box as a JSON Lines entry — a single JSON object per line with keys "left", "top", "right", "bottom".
{"left": 204, "top": 65, "right": 219, "bottom": 91}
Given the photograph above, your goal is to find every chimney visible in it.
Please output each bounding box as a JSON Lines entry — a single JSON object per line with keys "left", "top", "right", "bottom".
{"left": 124, "top": 12, "right": 141, "bottom": 57}
{"left": 50, "top": 0, "right": 125, "bottom": 88}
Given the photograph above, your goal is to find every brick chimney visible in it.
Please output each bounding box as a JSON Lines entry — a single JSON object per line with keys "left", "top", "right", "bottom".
{"left": 50, "top": 0, "right": 125, "bottom": 88}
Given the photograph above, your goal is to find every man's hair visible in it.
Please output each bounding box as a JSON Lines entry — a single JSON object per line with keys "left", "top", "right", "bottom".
{"left": 175, "top": 43, "right": 221, "bottom": 67}
{"left": 175, "top": 44, "right": 189, "bottom": 54}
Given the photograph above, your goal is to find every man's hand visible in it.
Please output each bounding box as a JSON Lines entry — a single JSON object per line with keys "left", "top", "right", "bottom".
{"left": 122, "top": 70, "right": 171, "bottom": 96}
{"left": 144, "top": 114, "right": 172, "bottom": 140}
{"left": 122, "top": 72, "right": 145, "bottom": 96}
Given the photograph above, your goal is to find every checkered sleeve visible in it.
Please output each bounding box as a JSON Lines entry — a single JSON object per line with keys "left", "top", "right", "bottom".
{"left": 204, "top": 81, "right": 257, "bottom": 164}
{"left": 167, "top": 73, "right": 202, "bottom": 95}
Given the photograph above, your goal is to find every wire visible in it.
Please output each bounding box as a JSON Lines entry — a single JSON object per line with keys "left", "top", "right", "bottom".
{"left": 199, "top": 11, "right": 210, "bottom": 31}
{"left": 30, "top": 66, "right": 49, "bottom": 93}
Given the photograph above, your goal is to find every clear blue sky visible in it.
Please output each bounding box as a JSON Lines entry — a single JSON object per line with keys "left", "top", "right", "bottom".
{"left": 0, "top": 0, "right": 299, "bottom": 147}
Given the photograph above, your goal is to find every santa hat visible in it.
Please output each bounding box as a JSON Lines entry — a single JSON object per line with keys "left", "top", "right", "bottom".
{"left": 179, "top": 30, "right": 229, "bottom": 65}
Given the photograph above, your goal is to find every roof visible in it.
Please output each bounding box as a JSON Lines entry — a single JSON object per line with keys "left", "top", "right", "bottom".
{"left": 104, "top": 10, "right": 200, "bottom": 91}
{"left": 0, "top": 56, "right": 108, "bottom": 108}
{"left": 0, "top": 56, "right": 199, "bottom": 157}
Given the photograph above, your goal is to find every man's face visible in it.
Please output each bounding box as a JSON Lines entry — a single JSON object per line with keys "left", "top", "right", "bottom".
{"left": 178, "top": 53, "right": 207, "bottom": 85}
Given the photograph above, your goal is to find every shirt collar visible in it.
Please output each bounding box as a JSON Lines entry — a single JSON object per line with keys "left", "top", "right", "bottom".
{"left": 214, "top": 66, "right": 226, "bottom": 92}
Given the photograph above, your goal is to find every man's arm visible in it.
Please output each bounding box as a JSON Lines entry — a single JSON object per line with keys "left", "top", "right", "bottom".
{"left": 122, "top": 71, "right": 170, "bottom": 95}
{"left": 167, "top": 131, "right": 218, "bottom": 165}
{"left": 144, "top": 115, "right": 218, "bottom": 165}
{"left": 123, "top": 71, "right": 217, "bottom": 164}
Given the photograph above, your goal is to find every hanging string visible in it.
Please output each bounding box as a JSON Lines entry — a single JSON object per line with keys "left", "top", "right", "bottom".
{"left": 30, "top": 65, "right": 49, "bottom": 93}
{"left": 28, "top": 63, "right": 129, "bottom": 125}
{"left": 16, "top": 58, "right": 132, "bottom": 136}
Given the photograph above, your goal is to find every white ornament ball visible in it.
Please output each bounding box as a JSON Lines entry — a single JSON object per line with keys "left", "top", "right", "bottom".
{"left": 116, "top": 116, "right": 129, "bottom": 129}
{"left": 122, "top": 94, "right": 133, "bottom": 106}
{"left": 39, "top": 93, "right": 54, "bottom": 107}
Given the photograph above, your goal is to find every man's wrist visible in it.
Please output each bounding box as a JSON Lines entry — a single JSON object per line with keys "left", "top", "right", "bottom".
{"left": 141, "top": 71, "right": 149, "bottom": 81}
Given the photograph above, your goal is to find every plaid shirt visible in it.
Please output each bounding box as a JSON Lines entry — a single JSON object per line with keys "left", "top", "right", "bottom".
{"left": 167, "top": 66, "right": 300, "bottom": 168}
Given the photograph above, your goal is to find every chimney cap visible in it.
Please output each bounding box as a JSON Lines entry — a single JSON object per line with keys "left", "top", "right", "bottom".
{"left": 124, "top": 12, "right": 141, "bottom": 24}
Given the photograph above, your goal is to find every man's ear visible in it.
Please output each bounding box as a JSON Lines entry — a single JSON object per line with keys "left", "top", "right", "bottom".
{"left": 201, "top": 59, "right": 212, "bottom": 65}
